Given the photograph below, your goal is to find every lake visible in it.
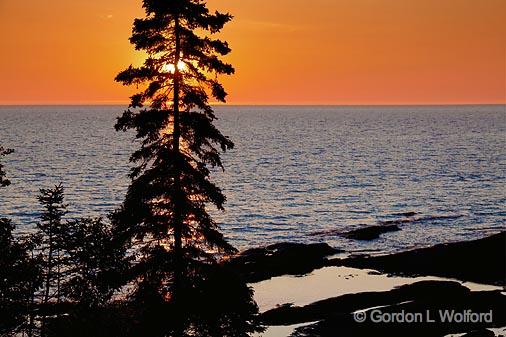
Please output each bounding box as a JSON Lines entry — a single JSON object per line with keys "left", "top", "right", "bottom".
{"left": 0, "top": 105, "right": 504, "bottom": 254}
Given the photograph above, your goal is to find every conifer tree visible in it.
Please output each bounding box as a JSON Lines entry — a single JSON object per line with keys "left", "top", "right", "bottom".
{"left": 61, "top": 217, "right": 127, "bottom": 308}
{"left": 41, "top": 217, "right": 130, "bottom": 337}
{"left": 36, "top": 184, "right": 68, "bottom": 305}
{"left": 114, "top": 1, "right": 261, "bottom": 336}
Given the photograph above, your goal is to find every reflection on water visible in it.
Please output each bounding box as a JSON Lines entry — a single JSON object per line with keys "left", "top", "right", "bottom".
{"left": 251, "top": 266, "right": 502, "bottom": 312}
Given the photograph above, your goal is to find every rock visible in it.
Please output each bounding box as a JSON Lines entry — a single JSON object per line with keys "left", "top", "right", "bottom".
{"left": 462, "top": 329, "right": 495, "bottom": 337}
{"left": 332, "top": 232, "right": 506, "bottom": 286}
{"left": 309, "top": 224, "right": 401, "bottom": 240}
{"left": 227, "top": 242, "right": 341, "bottom": 283}
{"left": 261, "top": 280, "right": 506, "bottom": 337}
{"left": 261, "top": 280, "right": 470, "bottom": 325}
{"left": 308, "top": 226, "right": 365, "bottom": 237}
{"left": 342, "top": 224, "right": 401, "bottom": 241}
{"left": 390, "top": 211, "right": 417, "bottom": 217}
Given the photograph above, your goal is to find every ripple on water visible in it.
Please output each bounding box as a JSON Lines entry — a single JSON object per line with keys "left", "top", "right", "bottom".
{"left": 0, "top": 105, "right": 505, "bottom": 253}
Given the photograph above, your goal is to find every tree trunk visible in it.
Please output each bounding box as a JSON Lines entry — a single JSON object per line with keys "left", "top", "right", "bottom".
{"left": 172, "top": 15, "right": 184, "bottom": 337}
{"left": 44, "top": 228, "right": 53, "bottom": 305}
{"left": 27, "top": 250, "right": 36, "bottom": 337}
{"left": 172, "top": 14, "right": 183, "bottom": 302}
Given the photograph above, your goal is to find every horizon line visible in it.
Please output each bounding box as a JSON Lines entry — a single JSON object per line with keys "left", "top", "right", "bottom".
{"left": 0, "top": 103, "right": 505, "bottom": 107}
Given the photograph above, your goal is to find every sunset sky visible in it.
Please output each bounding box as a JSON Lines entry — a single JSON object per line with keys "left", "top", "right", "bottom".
{"left": 0, "top": 0, "right": 504, "bottom": 105}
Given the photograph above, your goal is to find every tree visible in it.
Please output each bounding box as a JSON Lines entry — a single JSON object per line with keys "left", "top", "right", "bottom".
{"left": 36, "top": 184, "right": 68, "bottom": 306}
{"left": 41, "top": 217, "right": 130, "bottom": 337}
{"left": 31, "top": 186, "right": 129, "bottom": 337}
{"left": 0, "top": 146, "right": 13, "bottom": 187}
{"left": 114, "top": 0, "right": 261, "bottom": 335}
{"left": 60, "top": 217, "right": 127, "bottom": 308}
{"left": 0, "top": 146, "right": 40, "bottom": 336}
{"left": 0, "top": 219, "right": 41, "bottom": 335}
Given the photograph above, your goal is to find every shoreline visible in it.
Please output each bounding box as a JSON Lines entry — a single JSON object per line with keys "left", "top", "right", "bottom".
{"left": 230, "top": 231, "right": 505, "bottom": 285}
{"left": 231, "top": 231, "right": 506, "bottom": 337}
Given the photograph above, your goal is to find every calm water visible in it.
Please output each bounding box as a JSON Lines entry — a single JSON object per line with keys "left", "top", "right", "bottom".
{"left": 0, "top": 105, "right": 504, "bottom": 253}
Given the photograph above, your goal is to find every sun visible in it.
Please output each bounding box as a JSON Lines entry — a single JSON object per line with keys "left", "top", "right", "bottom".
{"left": 162, "top": 61, "right": 187, "bottom": 74}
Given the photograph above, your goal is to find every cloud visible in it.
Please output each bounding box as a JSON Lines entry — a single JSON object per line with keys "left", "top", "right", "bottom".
{"left": 97, "top": 13, "right": 113, "bottom": 20}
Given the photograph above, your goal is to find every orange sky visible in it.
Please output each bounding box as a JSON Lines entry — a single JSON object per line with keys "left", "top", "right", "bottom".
{"left": 0, "top": 0, "right": 504, "bottom": 105}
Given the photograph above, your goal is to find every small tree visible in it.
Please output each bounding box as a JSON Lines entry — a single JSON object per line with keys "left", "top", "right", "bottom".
{"left": 41, "top": 217, "right": 130, "bottom": 337}
{"left": 36, "top": 184, "right": 68, "bottom": 305}
{"left": 32, "top": 186, "right": 130, "bottom": 337}
{"left": 114, "top": 0, "right": 262, "bottom": 335}
{"left": 0, "top": 146, "right": 13, "bottom": 187}
{"left": 60, "top": 217, "right": 127, "bottom": 308}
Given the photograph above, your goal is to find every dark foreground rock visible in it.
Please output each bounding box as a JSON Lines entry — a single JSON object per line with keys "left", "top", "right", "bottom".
{"left": 261, "top": 280, "right": 506, "bottom": 337}
{"left": 461, "top": 329, "right": 496, "bottom": 337}
{"left": 332, "top": 231, "right": 506, "bottom": 286}
{"left": 342, "top": 224, "right": 401, "bottom": 241}
{"left": 227, "top": 242, "right": 341, "bottom": 283}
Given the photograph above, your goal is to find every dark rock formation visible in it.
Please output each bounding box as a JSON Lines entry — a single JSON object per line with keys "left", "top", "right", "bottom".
{"left": 331, "top": 232, "right": 506, "bottom": 286}
{"left": 342, "top": 224, "right": 401, "bottom": 241}
{"left": 461, "top": 329, "right": 496, "bottom": 337}
{"left": 390, "top": 211, "right": 417, "bottom": 217}
{"left": 261, "top": 281, "right": 505, "bottom": 337}
{"left": 227, "top": 242, "right": 341, "bottom": 283}
{"left": 261, "top": 280, "right": 469, "bottom": 325}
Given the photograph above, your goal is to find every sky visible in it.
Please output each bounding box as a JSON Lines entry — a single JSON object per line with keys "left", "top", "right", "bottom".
{"left": 0, "top": 0, "right": 504, "bottom": 105}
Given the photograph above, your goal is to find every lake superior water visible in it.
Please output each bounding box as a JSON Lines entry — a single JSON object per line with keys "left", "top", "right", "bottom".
{"left": 0, "top": 105, "right": 504, "bottom": 254}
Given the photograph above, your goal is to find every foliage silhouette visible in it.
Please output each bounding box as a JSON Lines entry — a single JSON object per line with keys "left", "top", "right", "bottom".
{"left": 31, "top": 188, "right": 129, "bottom": 337}
{"left": 59, "top": 217, "right": 127, "bottom": 308}
{"left": 0, "top": 147, "right": 41, "bottom": 336}
{"left": 36, "top": 184, "right": 68, "bottom": 306}
{"left": 0, "top": 220, "right": 41, "bottom": 336}
{"left": 0, "top": 146, "right": 13, "bottom": 187}
{"left": 114, "top": 0, "right": 263, "bottom": 335}
{"left": 0, "top": 0, "right": 264, "bottom": 334}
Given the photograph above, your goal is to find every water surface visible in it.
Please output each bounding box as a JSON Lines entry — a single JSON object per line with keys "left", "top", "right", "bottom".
{"left": 0, "top": 105, "right": 504, "bottom": 253}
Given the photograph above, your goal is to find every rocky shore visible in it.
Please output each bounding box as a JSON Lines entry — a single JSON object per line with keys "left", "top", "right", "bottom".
{"left": 261, "top": 280, "right": 504, "bottom": 337}
{"left": 227, "top": 242, "right": 341, "bottom": 283}
{"left": 334, "top": 231, "right": 506, "bottom": 286}
{"left": 230, "top": 231, "right": 506, "bottom": 337}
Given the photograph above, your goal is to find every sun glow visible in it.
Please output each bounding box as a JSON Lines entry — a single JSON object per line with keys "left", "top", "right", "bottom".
{"left": 162, "top": 61, "right": 187, "bottom": 74}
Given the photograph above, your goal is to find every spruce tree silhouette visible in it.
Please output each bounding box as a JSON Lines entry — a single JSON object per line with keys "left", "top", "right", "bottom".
{"left": 114, "top": 1, "right": 262, "bottom": 336}
{"left": 36, "top": 184, "right": 68, "bottom": 306}
{"left": 29, "top": 185, "right": 130, "bottom": 337}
